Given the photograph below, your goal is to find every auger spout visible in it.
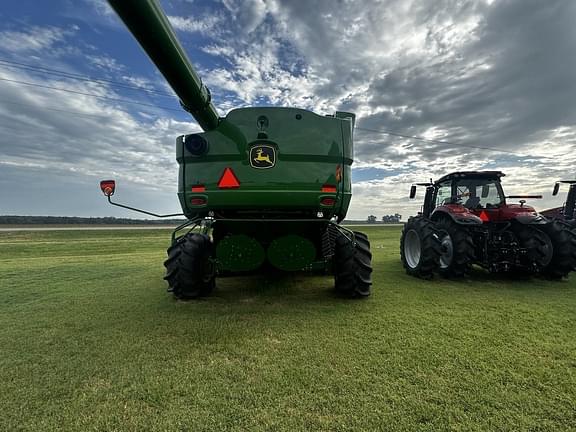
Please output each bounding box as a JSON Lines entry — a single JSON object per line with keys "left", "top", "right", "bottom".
{"left": 107, "top": 0, "right": 219, "bottom": 130}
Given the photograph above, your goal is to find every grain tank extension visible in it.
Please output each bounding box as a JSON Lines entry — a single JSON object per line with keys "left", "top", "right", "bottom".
{"left": 100, "top": 0, "right": 373, "bottom": 299}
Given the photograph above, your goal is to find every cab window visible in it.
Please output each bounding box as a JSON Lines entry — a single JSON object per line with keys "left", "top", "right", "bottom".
{"left": 453, "top": 178, "right": 504, "bottom": 209}
{"left": 435, "top": 181, "right": 452, "bottom": 207}
{"left": 475, "top": 181, "right": 504, "bottom": 208}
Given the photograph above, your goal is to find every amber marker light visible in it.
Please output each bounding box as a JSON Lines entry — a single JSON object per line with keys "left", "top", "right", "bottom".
{"left": 100, "top": 180, "right": 116, "bottom": 197}
{"left": 321, "top": 184, "right": 337, "bottom": 193}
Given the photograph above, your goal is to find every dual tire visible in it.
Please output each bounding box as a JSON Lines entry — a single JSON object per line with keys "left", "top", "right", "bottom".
{"left": 540, "top": 220, "right": 576, "bottom": 279}
{"left": 435, "top": 218, "right": 475, "bottom": 277}
{"left": 400, "top": 216, "right": 442, "bottom": 279}
{"left": 333, "top": 231, "right": 373, "bottom": 298}
{"left": 163, "top": 233, "right": 215, "bottom": 300}
{"left": 512, "top": 224, "right": 553, "bottom": 271}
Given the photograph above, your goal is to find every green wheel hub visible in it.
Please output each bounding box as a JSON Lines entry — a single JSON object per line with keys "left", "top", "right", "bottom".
{"left": 215, "top": 234, "right": 265, "bottom": 272}
{"left": 267, "top": 235, "right": 316, "bottom": 271}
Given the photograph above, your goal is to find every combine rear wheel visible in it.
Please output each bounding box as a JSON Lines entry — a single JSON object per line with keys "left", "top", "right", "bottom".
{"left": 400, "top": 217, "right": 441, "bottom": 279}
{"left": 513, "top": 225, "right": 553, "bottom": 272}
{"left": 541, "top": 220, "right": 576, "bottom": 279}
{"left": 435, "top": 218, "right": 474, "bottom": 277}
{"left": 164, "top": 233, "right": 215, "bottom": 299}
{"left": 334, "top": 231, "right": 373, "bottom": 298}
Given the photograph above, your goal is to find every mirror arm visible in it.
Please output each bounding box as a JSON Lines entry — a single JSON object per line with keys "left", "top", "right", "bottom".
{"left": 106, "top": 195, "right": 184, "bottom": 218}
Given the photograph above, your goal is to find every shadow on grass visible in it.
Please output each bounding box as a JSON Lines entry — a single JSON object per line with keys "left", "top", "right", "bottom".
{"left": 194, "top": 271, "right": 366, "bottom": 304}
{"left": 433, "top": 266, "right": 573, "bottom": 292}
{"left": 470, "top": 265, "right": 570, "bottom": 281}
{"left": 387, "top": 259, "right": 573, "bottom": 292}
{"left": 129, "top": 272, "right": 374, "bottom": 346}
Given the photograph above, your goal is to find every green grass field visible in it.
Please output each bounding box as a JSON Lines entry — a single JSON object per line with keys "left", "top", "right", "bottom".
{"left": 1, "top": 226, "right": 575, "bottom": 431}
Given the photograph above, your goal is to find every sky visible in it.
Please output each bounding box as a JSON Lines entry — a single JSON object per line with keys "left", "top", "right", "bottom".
{"left": 0, "top": 0, "right": 575, "bottom": 220}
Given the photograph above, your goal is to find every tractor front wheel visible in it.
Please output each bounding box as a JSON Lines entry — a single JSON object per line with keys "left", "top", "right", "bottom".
{"left": 164, "top": 233, "right": 215, "bottom": 299}
{"left": 435, "top": 218, "right": 474, "bottom": 277}
{"left": 541, "top": 220, "right": 576, "bottom": 279}
{"left": 400, "top": 216, "right": 441, "bottom": 279}
{"left": 334, "top": 231, "right": 373, "bottom": 298}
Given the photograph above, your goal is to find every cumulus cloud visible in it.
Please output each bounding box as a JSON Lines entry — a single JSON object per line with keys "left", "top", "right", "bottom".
{"left": 168, "top": 15, "right": 223, "bottom": 34}
{"left": 84, "top": 0, "right": 114, "bottom": 17}
{"left": 86, "top": 54, "right": 125, "bottom": 72}
{"left": 0, "top": 26, "right": 75, "bottom": 53}
{"left": 221, "top": 0, "right": 269, "bottom": 33}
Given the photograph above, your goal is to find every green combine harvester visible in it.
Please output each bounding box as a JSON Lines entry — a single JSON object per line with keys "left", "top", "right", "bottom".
{"left": 100, "top": 0, "right": 372, "bottom": 299}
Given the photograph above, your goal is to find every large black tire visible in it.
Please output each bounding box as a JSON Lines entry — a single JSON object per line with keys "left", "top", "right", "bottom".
{"left": 435, "top": 218, "right": 475, "bottom": 278}
{"left": 512, "top": 225, "right": 553, "bottom": 272}
{"left": 163, "top": 233, "right": 215, "bottom": 299}
{"left": 541, "top": 220, "right": 576, "bottom": 279}
{"left": 334, "top": 231, "right": 372, "bottom": 298}
{"left": 400, "top": 216, "right": 442, "bottom": 279}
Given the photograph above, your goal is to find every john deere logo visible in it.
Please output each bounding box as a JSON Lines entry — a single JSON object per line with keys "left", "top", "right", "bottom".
{"left": 250, "top": 145, "right": 276, "bottom": 169}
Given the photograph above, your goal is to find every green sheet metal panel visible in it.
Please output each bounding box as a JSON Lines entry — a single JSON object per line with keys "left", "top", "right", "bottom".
{"left": 177, "top": 107, "right": 354, "bottom": 221}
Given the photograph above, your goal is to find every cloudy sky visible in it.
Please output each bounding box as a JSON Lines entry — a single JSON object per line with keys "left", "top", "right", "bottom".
{"left": 1, "top": 0, "right": 575, "bottom": 220}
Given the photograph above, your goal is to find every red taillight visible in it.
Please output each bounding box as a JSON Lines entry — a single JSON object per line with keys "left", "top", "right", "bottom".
{"left": 321, "top": 197, "right": 336, "bottom": 206}
{"left": 321, "top": 184, "right": 337, "bottom": 193}
{"left": 99, "top": 180, "right": 115, "bottom": 197}
{"left": 218, "top": 168, "right": 240, "bottom": 189}
{"left": 190, "top": 197, "right": 207, "bottom": 206}
{"left": 191, "top": 185, "right": 205, "bottom": 192}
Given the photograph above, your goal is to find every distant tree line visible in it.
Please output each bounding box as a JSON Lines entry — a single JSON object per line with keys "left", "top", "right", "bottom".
{"left": 366, "top": 214, "right": 402, "bottom": 224}
{"left": 1, "top": 215, "right": 403, "bottom": 226}
{"left": 382, "top": 214, "right": 402, "bottom": 223}
{"left": 0, "top": 216, "right": 187, "bottom": 225}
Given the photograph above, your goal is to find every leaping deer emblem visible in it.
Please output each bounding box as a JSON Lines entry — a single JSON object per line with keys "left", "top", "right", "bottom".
{"left": 254, "top": 148, "right": 272, "bottom": 164}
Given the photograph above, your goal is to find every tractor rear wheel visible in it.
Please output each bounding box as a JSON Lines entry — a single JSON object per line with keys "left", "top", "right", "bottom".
{"left": 164, "top": 233, "right": 215, "bottom": 299}
{"left": 541, "top": 220, "right": 576, "bottom": 279}
{"left": 513, "top": 225, "right": 553, "bottom": 272}
{"left": 400, "top": 216, "right": 441, "bottom": 279}
{"left": 435, "top": 218, "right": 474, "bottom": 277}
{"left": 334, "top": 231, "right": 373, "bottom": 298}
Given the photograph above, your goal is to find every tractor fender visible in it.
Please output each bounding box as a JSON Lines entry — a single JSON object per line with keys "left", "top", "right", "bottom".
{"left": 514, "top": 213, "right": 548, "bottom": 225}
{"left": 431, "top": 206, "right": 483, "bottom": 225}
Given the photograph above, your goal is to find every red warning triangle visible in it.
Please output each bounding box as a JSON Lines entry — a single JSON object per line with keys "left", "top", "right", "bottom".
{"left": 218, "top": 167, "right": 240, "bottom": 189}
{"left": 479, "top": 210, "right": 490, "bottom": 222}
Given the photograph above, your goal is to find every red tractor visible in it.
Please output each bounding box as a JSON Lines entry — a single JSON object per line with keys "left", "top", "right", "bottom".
{"left": 400, "top": 171, "right": 576, "bottom": 279}
{"left": 541, "top": 181, "right": 576, "bottom": 229}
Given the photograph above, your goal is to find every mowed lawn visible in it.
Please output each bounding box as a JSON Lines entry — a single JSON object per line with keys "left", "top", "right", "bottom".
{"left": 0, "top": 226, "right": 575, "bottom": 431}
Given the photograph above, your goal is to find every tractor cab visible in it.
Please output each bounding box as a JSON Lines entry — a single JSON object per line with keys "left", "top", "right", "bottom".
{"left": 416, "top": 171, "right": 543, "bottom": 224}
{"left": 434, "top": 172, "right": 505, "bottom": 210}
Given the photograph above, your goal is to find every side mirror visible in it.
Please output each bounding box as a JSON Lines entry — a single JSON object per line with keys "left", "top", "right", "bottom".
{"left": 100, "top": 180, "right": 116, "bottom": 197}
{"left": 409, "top": 185, "right": 417, "bottom": 199}
{"left": 481, "top": 184, "right": 490, "bottom": 198}
{"left": 553, "top": 182, "right": 560, "bottom": 196}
